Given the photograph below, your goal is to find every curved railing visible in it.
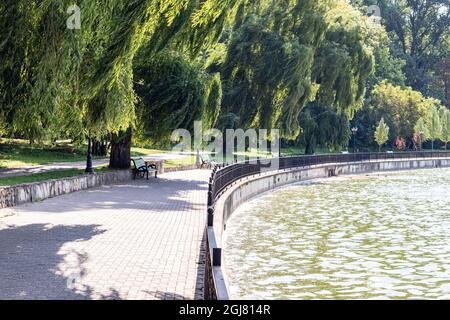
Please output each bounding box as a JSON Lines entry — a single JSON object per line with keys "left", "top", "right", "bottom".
{"left": 208, "top": 151, "right": 450, "bottom": 210}
{"left": 204, "top": 151, "right": 450, "bottom": 299}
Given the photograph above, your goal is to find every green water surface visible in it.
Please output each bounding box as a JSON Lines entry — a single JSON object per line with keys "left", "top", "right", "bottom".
{"left": 223, "top": 168, "right": 450, "bottom": 299}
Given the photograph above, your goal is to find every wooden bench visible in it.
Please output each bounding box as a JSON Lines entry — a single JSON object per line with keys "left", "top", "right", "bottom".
{"left": 200, "top": 154, "right": 217, "bottom": 169}
{"left": 131, "top": 158, "right": 158, "bottom": 180}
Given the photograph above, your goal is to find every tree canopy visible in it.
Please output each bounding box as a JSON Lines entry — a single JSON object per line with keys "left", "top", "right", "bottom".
{"left": 362, "top": 0, "right": 450, "bottom": 104}
{"left": 0, "top": 0, "right": 238, "bottom": 139}
{"left": 375, "top": 117, "right": 390, "bottom": 151}
{"left": 1, "top": 0, "right": 449, "bottom": 163}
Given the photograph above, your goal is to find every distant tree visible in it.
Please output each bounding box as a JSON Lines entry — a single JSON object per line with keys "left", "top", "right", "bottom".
{"left": 298, "top": 104, "right": 350, "bottom": 155}
{"left": 371, "top": 81, "right": 440, "bottom": 147}
{"left": 428, "top": 107, "right": 443, "bottom": 150}
{"left": 395, "top": 137, "right": 407, "bottom": 151}
{"left": 375, "top": 0, "right": 450, "bottom": 102}
{"left": 0, "top": 0, "right": 239, "bottom": 168}
{"left": 361, "top": 6, "right": 406, "bottom": 91}
{"left": 414, "top": 117, "right": 430, "bottom": 150}
{"left": 440, "top": 107, "right": 450, "bottom": 150}
{"left": 219, "top": 0, "right": 374, "bottom": 143}
{"left": 219, "top": 0, "right": 330, "bottom": 139}
{"left": 374, "top": 118, "right": 390, "bottom": 152}
{"left": 412, "top": 133, "right": 422, "bottom": 151}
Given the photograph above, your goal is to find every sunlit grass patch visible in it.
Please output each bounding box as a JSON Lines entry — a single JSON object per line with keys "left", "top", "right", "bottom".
{"left": 0, "top": 167, "right": 111, "bottom": 186}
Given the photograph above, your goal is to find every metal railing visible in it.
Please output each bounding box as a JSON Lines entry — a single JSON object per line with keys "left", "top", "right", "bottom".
{"left": 207, "top": 151, "right": 450, "bottom": 218}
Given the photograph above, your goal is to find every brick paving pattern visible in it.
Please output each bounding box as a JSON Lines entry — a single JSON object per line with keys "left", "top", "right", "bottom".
{"left": 0, "top": 170, "right": 209, "bottom": 300}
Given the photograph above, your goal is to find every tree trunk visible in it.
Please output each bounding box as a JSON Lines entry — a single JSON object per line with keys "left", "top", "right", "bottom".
{"left": 109, "top": 127, "right": 132, "bottom": 169}
{"left": 92, "top": 138, "right": 108, "bottom": 156}
{"left": 92, "top": 139, "right": 99, "bottom": 156}
{"left": 304, "top": 138, "right": 315, "bottom": 155}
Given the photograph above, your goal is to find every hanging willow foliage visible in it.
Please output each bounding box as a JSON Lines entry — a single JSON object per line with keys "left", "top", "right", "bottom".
{"left": 219, "top": 0, "right": 330, "bottom": 139}
{"left": 0, "top": 0, "right": 239, "bottom": 141}
{"left": 299, "top": 103, "right": 351, "bottom": 154}
{"left": 312, "top": 1, "right": 374, "bottom": 118}
{"left": 219, "top": 0, "right": 374, "bottom": 140}
{"left": 134, "top": 51, "right": 222, "bottom": 145}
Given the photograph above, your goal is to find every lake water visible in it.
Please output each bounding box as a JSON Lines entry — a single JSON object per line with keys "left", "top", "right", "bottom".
{"left": 223, "top": 168, "right": 450, "bottom": 299}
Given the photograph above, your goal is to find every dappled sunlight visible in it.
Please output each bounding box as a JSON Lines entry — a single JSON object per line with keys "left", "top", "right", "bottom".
{"left": 0, "top": 223, "right": 121, "bottom": 299}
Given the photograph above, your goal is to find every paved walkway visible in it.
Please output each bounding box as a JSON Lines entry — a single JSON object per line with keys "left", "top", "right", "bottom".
{"left": 0, "top": 170, "right": 209, "bottom": 300}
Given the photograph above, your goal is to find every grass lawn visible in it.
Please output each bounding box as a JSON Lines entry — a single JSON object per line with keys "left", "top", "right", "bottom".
{"left": 0, "top": 166, "right": 112, "bottom": 186}
{"left": 0, "top": 139, "right": 172, "bottom": 169}
{"left": 164, "top": 156, "right": 196, "bottom": 168}
{"left": 0, "top": 169, "right": 85, "bottom": 186}
{"left": 0, "top": 139, "right": 89, "bottom": 168}
{"left": 130, "top": 146, "right": 171, "bottom": 157}
{"left": 280, "top": 146, "right": 341, "bottom": 156}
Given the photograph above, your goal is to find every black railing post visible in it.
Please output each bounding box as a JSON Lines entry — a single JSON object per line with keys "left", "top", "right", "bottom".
{"left": 212, "top": 248, "right": 222, "bottom": 266}
{"left": 207, "top": 206, "right": 214, "bottom": 227}
{"left": 85, "top": 136, "right": 94, "bottom": 174}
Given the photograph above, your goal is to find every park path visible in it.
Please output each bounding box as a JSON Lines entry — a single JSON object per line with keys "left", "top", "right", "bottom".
{"left": 0, "top": 170, "right": 209, "bottom": 300}
{"left": 0, "top": 152, "right": 192, "bottom": 178}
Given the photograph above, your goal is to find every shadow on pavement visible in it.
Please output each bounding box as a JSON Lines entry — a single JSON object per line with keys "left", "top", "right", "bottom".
{"left": 0, "top": 223, "right": 121, "bottom": 300}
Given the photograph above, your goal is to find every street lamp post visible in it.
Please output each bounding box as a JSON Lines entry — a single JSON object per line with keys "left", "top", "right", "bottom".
{"left": 351, "top": 127, "right": 358, "bottom": 153}
{"left": 85, "top": 136, "right": 94, "bottom": 174}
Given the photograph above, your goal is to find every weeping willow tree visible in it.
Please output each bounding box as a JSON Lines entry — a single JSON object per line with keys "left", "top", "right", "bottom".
{"left": 219, "top": 0, "right": 330, "bottom": 139}
{"left": 218, "top": 0, "right": 374, "bottom": 151}
{"left": 299, "top": 1, "right": 375, "bottom": 154}
{"left": 0, "top": 1, "right": 125, "bottom": 141}
{"left": 0, "top": 0, "right": 240, "bottom": 167}
{"left": 134, "top": 51, "right": 222, "bottom": 145}
{"left": 95, "top": 0, "right": 240, "bottom": 167}
{"left": 313, "top": 2, "right": 374, "bottom": 117}
{"left": 298, "top": 104, "right": 351, "bottom": 154}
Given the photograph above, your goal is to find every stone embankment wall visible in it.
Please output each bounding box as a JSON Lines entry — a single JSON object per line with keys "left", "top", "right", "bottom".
{"left": 0, "top": 170, "right": 133, "bottom": 209}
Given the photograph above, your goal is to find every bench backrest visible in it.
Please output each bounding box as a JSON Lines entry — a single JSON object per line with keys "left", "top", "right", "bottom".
{"left": 133, "top": 158, "right": 146, "bottom": 168}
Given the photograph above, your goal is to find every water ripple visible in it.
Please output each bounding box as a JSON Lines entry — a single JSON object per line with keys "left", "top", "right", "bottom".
{"left": 223, "top": 168, "right": 450, "bottom": 300}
